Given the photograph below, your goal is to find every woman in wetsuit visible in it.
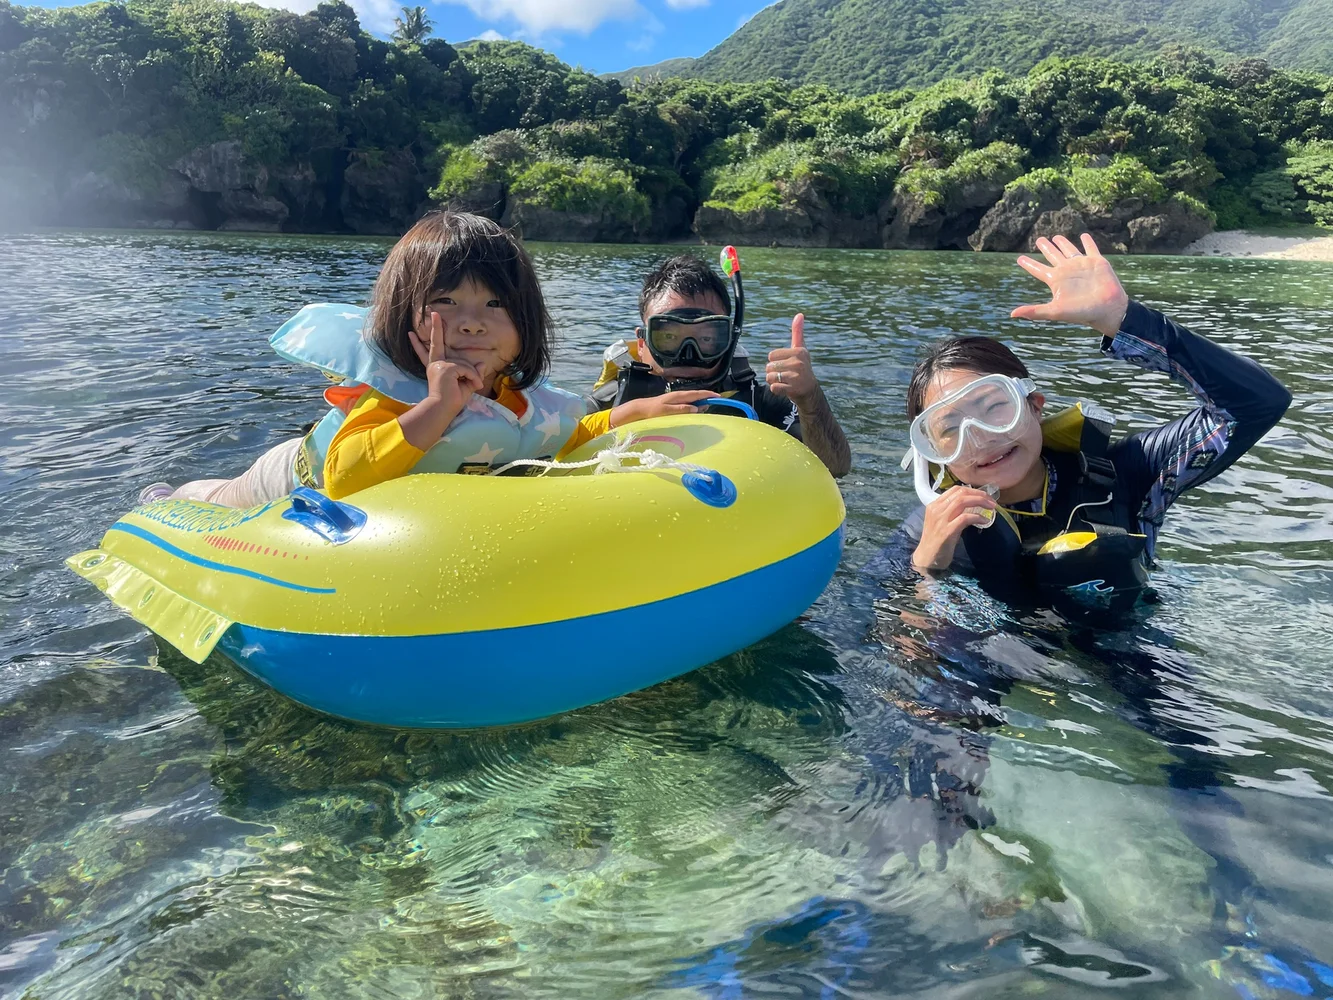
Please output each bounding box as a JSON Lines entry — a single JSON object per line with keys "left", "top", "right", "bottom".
{"left": 900, "top": 233, "right": 1291, "bottom": 610}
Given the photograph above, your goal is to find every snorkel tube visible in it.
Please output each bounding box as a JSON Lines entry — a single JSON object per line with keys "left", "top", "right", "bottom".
{"left": 720, "top": 244, "right": 744, "bottom": 340}
{"left": 904, "top": 448, "right": 944, "bottom": 506}
{"left": 663, "top": 245, "right": 745, "bottom": 392}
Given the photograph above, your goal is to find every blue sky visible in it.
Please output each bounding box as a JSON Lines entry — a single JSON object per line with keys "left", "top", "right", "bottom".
{"left": 409, "top": 0, "right": 777, "bottom": 73}
{"left": 25, "top": 0, "right": 776, "bottom": 75}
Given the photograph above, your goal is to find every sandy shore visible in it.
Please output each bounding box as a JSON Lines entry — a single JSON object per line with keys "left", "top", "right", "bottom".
{"left": 1182, "top": 230, "right": 1333, "bottom": 261}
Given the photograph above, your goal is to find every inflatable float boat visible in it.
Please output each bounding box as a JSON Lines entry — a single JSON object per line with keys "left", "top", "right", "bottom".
{"left": 68, "top": 412, "right": 845, "bottom": 728}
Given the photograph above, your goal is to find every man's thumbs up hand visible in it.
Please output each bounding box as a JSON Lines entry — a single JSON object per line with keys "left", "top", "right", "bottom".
{"left": 766, "top": 313, "right": 819, "bottom": 404}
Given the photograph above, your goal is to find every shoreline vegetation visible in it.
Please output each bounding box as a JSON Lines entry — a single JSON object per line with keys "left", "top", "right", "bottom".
{"left": 2, "top": 0, "right": 1331, "bottom": 253}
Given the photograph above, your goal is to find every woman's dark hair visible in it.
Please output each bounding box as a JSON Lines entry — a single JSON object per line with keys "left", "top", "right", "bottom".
{"left": 906, "top": 336, "right": 1031, "bottom": 418}
{"left": 639, "top": 254, "right": 730, "bottom": 320}
{"left": 367, "top": 212, "right": 551, "bottom": 390}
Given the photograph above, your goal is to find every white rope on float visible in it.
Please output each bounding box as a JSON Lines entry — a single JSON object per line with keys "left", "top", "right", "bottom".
{"left": 488, "top": 432, "right": 706, "bottom": 479}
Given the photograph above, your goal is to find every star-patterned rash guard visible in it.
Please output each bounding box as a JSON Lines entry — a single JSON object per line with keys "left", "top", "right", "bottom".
{"left": 322, "top": 383, "right": 607, "bottom": 499}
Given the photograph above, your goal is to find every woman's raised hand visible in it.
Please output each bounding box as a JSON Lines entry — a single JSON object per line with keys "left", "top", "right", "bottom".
{"left": 1011, "top": 234, "right": 1130, "bottom": 338}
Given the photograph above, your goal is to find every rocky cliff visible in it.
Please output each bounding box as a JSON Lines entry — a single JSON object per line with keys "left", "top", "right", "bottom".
{"left": 693, "top": 175, "right": 878, "bottom": 248}
{"left": 969, "top": 180, "right": 1214, "bottom": 254}
{"left": 3, "top": 139, "right": 1216, "bottom": 253}
{"left": 7, "top": 141, "right": 426, "bottom": 236}
{"left": 440, "top": 178, "right": 691, "bottom": 245}
{"left": 693, "top": 173, "right": 1213, "bottom": 254}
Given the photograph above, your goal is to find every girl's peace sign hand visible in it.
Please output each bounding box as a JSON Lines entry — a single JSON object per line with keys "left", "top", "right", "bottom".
{"left": 409, "top": 311, "right": 484, "bottom": 409}
{"left": 1010, "top": 233, "right": 1130, "bottom": 338}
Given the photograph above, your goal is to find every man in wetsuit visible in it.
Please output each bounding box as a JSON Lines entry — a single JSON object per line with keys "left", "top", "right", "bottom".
{"left": 588, "top": 254, "right": 852, "bottom": 478}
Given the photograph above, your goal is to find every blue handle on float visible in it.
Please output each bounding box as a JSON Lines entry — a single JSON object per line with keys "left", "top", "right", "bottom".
{"left": 697, "top": 398, "right": 758, "bottom": 420}
{"left": 681, "top": 469, "right": 738, "bottom": 508}
{"left": 282, "top": 487, "right": 367, "bottom": 544}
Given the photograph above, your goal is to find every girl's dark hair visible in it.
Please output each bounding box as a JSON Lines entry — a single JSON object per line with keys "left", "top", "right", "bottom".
{"left": 639, "top": 254, "right": 731, "bottom": 320}
{"left": 367, "top": 212, "right": 551, "bottom": 390}
{"left": 906, "top": 336, "right": 1031, "bottom": 418}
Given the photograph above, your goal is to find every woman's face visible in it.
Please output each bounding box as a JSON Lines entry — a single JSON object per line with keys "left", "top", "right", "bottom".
{"left": 919, "top": 368, "right": 1046, "bottom": 491}
{"left": 422, "top": 276, "right": 521, "bottom": 395}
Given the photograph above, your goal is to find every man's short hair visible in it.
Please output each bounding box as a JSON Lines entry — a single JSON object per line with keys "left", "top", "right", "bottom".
{"left": 639, "top": 255, "right": 731, "bottom": 321}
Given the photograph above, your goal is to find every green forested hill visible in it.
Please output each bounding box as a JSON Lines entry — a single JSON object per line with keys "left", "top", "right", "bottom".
{"left": 613, "top": 0, "right": 1333, "bottom": 92}
{"left": 2, "top": 0, "right": 1330, "bottom": 246}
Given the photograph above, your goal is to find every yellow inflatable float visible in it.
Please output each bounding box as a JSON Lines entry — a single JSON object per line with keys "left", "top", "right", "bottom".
{"left": 68, "top": 412, "right": 845, "bottom": 727}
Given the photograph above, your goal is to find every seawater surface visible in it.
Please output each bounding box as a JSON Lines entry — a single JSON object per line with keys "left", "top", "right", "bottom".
{"left": 2, "top": 231, "right": 1332, "bottom": 999}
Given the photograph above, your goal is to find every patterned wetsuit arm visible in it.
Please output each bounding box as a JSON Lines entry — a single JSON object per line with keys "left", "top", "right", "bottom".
{"left": 1106, "top": 301, "right": 1292, "bottom": 530}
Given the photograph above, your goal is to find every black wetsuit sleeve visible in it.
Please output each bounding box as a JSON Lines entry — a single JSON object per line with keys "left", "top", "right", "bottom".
{"left": 751, "top": 383, "right": 803, "bottom": 439}
{"left": 1105, "top": 301, "right": 1292, "bottom": 530}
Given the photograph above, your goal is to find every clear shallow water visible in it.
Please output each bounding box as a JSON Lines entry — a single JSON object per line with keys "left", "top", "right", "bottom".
{"left": 2, "top": 231, "right": 1332, "bottom": 999}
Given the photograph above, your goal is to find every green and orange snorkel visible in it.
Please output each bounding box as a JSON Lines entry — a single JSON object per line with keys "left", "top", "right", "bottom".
{"left": 720, "top": 244, "right": 744, "bottom": 345}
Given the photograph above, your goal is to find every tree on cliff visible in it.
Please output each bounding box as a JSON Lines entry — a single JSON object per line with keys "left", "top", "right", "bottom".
{"left": 391, "top": 6, "right": 432, "bottom": 46}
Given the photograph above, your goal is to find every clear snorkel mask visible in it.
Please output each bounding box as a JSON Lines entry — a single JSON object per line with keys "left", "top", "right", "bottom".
{"left": 903, "top": 373, "right": 1038, "bottom": 505}
{"left": 642, "top": 246, "right": 744, "bottom": 391}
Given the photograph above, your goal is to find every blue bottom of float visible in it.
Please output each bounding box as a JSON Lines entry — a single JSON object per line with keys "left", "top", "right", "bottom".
{"left": 216, "top": 525, "right": 844, "bottom": 728}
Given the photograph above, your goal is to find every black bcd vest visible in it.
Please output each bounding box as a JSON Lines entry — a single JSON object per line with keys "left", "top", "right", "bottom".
{"left": 960, "top": 448, "right": 1151, "bottom": 614}
{"left": 593, "top": 354, "right": 763, "bottom": 411}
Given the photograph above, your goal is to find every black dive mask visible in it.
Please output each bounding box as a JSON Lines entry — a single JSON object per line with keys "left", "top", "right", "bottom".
{"left": 641, "top": 246, "right": 745, "bottom": 390}
{"left": 645, "top": 309, "right": 733, "bottom": 368}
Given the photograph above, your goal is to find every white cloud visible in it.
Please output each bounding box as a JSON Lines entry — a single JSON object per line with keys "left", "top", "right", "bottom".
{"left": 439, "top": 0, "right": 644, "bottom": 35}
{"left": 355, "top": 0, "right": 409, "bottom": 33}
{"left": 476, "top": 29, "right": 507, "bottom": 41}
{"left": 626, "top": 13, "right": 664, "bottom": 51}
{"left": 665, "top": 0, "right": 710, "bottom": 8}
{"left": 249, "top": 0, "right": 320, "bottom": 14}
{"left": 249, "top": 0, "right": 657, "bottom": 41}
{"left": 249, "top": 0, "right": 403, "bottom": 33}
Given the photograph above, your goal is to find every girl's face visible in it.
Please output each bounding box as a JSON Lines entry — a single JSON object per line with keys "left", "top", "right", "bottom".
{"left": 423, "top": 276, "right": 521, "bottom": 395}
{"left": 921, "top": 367, "right": 1046, "bottom": 492}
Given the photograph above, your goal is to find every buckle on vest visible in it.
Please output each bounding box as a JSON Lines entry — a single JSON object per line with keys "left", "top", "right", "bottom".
{"left": 294, "top": 433, "right": 322, "bottom": 489}
{"left": 615, "top": 363, "right": 669, "bottom": 406}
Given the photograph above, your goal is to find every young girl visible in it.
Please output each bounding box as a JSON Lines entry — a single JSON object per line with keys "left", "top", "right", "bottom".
{"left": 898, "top": 233, "right": 1291, "bottom": 609}
{"left": 148, "top": 212, "right": 715, "bottom": 507}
